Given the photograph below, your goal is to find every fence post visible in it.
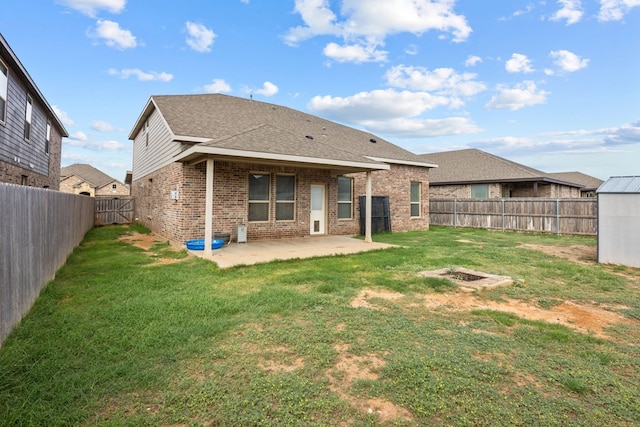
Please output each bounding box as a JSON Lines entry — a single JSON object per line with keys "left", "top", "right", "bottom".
{"left": 501, "top": 198, "right": 505, "bottom": 232}
{"left": 453, "top": 198, "right": 457, "bottom": 228}
{"left": 556, "top": 199, "right": 560, "bottom": 235}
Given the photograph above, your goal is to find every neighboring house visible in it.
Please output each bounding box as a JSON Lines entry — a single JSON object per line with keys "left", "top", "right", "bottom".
{"left": 60, "top": 163, "right": 130, "bottom": 197}
{"left": 128, "top": 94, "right": 436, "bottom": 245}
{"left": 0, "top": 33, "right": 68, "bottom": 189}
{"left": 548, "top": 172, "right": 603, "bottom": 198}
{"left": 420, "top": 149, "right": 584, "bottom": 198}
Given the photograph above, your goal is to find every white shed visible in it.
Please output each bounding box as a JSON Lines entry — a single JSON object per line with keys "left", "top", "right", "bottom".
{"left": 597, "top": 176, "right": 640, "bottom": 268}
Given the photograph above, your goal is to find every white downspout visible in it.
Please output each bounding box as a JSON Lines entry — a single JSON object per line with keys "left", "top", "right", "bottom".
{"left": 365, "top": 170, "right": 372, "bottom": 243}
{"left": 204, "top": 158, "right": 214, "bottom": 256}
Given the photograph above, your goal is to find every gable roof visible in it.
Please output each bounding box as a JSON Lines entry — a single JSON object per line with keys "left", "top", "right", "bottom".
{"left": 548, "top": 172, "right": 603, "bottom": 192}
{"left": 0, "top": 33, "right": 68, "bottom": 137}
{"left": 60, "top": 164, "right": 121, "bottom": 189}
{"left": 420, "top": 149, "right": 582, "bottom": 188}
{"left": 597, "top": 176, "right": 640, "bottom": 194}
{"left": 129, "top": 94, "right": 436, "bottom": 171}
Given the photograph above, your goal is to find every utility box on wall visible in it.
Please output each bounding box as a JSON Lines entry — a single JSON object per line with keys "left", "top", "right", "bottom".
{"left": 236, "top": 224, "right": 247, "bottom": 243}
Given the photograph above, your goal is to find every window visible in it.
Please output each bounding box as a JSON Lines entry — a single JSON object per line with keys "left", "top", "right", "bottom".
{"left": 24, "top": 95, "right": 33, "bottom": 140}
{"left": 276, "top": 175, "right": 295, "bottom": 221}
{"left": 45, "top": 120, "right": 51, "bottom": 154}
{"left": 112, "top": 184, "right": 117, "bottom": 190}
{"left": 248, "top": 173, "right": 270, "bottom": 221}
{"left": 0, "top": 59, "right": 7, "bottom": 123}
{"left": 410, "top": 182, "right": 421, "bottom": 217}
{"left": 337, "top": 177, "right": 353, "bottom": 219}
{"left": 471, "top": 184, "right": 489, "bottom": 198}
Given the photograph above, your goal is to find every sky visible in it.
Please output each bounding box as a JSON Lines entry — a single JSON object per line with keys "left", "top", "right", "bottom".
{"left": 1, "top": 0, "right": 639, "bottom": 182}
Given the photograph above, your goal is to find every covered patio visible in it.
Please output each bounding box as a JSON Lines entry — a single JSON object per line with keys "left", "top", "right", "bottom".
{"left": 188, "top": 235, "right": 396, "bottom": 269}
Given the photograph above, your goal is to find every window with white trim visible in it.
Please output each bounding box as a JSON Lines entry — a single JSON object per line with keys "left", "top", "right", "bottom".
{"left": 337, "top": 176, "right": 353, "bottom": 219}
{"left": 276, "top": 175, "right": 295, "bottom": 221}
{"left": 24, "top": 94, "right": 33, "bottom": 140}
{"left": 0, "top": 59, "right": 7, "bottom": 123}
{"left": 410, "top": 181, "right": 421, "bottom": 217}
{"left": 45, "top": 120, "right": 51, "bottom": 154}
{"left": 248, "top": 173, "right": 270, "bottom": 222}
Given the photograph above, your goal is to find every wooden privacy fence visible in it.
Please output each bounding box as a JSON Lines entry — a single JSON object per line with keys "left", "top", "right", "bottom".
{"left": 94, "top": 196, "right": 134, "bottom": 225}
{"left": 1, "top": 184, "right": 94, "bottom": 346}
{"left": 430, "top": 198, "right": 597, "bottom": 235}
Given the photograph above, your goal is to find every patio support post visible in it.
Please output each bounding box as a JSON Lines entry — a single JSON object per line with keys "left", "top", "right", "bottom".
{"left": 365, "top": 171, "right": 372, "bottom": 243}
{"left": 204, "top": 158, "right": 214, "bottom": 256}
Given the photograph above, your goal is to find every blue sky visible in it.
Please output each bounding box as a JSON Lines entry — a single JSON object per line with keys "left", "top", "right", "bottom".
{"left": 2, "top": 0, "right": 639, "bottom": 182}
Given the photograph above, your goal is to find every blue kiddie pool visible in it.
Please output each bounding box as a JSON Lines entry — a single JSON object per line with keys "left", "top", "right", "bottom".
{"left": 185, "top": 239, "right": 224, "bottom": 251}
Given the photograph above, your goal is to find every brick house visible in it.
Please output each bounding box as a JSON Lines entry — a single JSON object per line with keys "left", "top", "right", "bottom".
{"left": 421, "top": 149, "right": 586, "bottom": 198}
{"left": 0, "top": 33, "right": 67, "bottom": 189}
{"left": 128, "top": 94, "right": 436, "bottom": 247}
{"left": 60, "top": 163, "right": 130, "bottom": 197}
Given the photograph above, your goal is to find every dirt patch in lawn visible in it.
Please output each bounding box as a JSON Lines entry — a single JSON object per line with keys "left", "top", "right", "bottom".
{"left": 520, "top": 244, "right": 596, "bottom": 265}
{"left": 119, "top": 232, "right": 189, "bottom": 265}
{"left": 352, "top": 288, "right": 637, "bottom": 341}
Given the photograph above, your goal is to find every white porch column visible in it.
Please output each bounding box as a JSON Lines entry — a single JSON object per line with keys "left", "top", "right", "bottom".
{"left": 204, "top": 158, "right": 214, "bottom": 256}
{"left": 365, "top": 170, "right": 372, "bottom": 243}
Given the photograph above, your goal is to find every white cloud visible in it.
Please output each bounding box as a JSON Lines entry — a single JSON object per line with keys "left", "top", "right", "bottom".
{"left": 323, "top": 42, "right": 388, "bottom": 63}
{"left": 91, "top": 120, "right": 117, "bottom": 132}
{"left": 284, "top": 0, "right": 471, "bottom": 63}
{"left": 52, "top": 106, "right": 75, "bottom": 127}
{"left": 185, "top": 21, "right": 216, "bottom": 53}
{"left": 550, "top": 0, "right": 584, "bottom": 25}
{"left": 598, "top": 0, "right": 640, "bottom": 21}
{"left": 362, "top": 117, "right": 483, "bottom": 138}
{"left": 550, "top": 49, "right": 589, "bottom": 72}
{"left": 91, "top": 20, "right": 137, "bottom": 49}
{"left": 57, "top": 0, "right": 126, "bottom": 17}
{"left": 385, "top": 65, "right": 486, "bottom": 97}
{"left": 465, "top": 55, "right": 482, "bottom": 67}
{"left": 255, "top": 81, "right": 279, "bottom": 96}
{"left": 108, "top": 68, "right": 173, "bottom": 82}
{"left": 308, "top": 89, "right": 451, "bottom": 123}
{"left": 204, "top": 79, "right": 232, "bottom": 93}
{"left": 64, "top": 138, "right": 128, "bottom": 151}
{"left": 505, "top": 53, "right": 534, "bottom": 73}
{"left": 485, "top": 81, "right": 549, "bottom": 111}
{"left": 68, "top": 131, "right": 88, "bottom": 141}
{"left": 543, "top": 121, "right": 640, "bottom": 145}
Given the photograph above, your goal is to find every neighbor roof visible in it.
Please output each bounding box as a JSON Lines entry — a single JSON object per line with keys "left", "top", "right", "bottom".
{"left": 0, "top": 33, "right": 68, "bottom": 137}
{"left": 420, "top": 149, "right": 582, "bottom": 187}
{"left": 129, "top": 94, "right": 436, "bottom": 170}
{"left": 548, "top": 172, "right": 603, "bottom": 192}
{"left": 597, "top": 176, "right": 640, "bottom": 193}
{"left": 60, "top": 164, "right": 121, "bottom": 189}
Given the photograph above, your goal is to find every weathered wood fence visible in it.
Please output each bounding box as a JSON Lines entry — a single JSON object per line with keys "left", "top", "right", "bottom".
{"left": 0, "top": 183, "right": 94, "bottom": 346}
{"left": 430, "top": 198, "right": 597, "bottom": 235}
{"left": 94, "top": 196, "right": 134, "bottom": 225}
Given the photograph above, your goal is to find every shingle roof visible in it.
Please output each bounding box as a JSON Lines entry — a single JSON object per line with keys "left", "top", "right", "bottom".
{"left": 597, "top": 176, "right": 640, "bottom": 193}
{"left": 131, "top": 94, "right": 434, "bottom": 169}
{"left": 420, "top": 149, "right": 581, "bottom": 187}
{"left": 60, "top": 164, "right": 119, "bottom": 188}
{"left": 548, "top": 172, "right": 603, "bottom": 191}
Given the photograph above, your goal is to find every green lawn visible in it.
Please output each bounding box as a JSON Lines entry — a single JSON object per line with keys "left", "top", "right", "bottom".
{"left": 1, "top": 225, "right": 638, "bottom": 426}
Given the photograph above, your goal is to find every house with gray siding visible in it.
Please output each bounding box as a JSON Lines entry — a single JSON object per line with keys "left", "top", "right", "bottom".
{"left": 128, "top": 94, "right": 436, "bottom": 248}
{"left": 0, "top": 34, "right": 67, "bottom": 189}
{"left": 420, "top": 149, "right": 585, "bottom": 198}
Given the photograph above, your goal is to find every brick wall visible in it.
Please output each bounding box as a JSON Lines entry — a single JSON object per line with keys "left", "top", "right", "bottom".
{"left": 133, "top": 160, "right": 431, "bottom": 244}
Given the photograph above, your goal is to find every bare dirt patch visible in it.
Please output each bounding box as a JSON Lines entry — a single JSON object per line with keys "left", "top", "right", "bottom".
{"left": 328, "top": 343, "right": 413, "bottom": 423}
{"left": 119, "top": 232, "right": 189, "bottom": 265}
{"left": 351, "top": 288, "right": 638, "bottom": 341}
{"left": 520, "top": 244, "right": 596, "bottom": 265}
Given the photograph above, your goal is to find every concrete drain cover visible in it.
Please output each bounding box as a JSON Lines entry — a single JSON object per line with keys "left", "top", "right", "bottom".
{"left": 419, "top": 267, "right": 513, "bottom": 292}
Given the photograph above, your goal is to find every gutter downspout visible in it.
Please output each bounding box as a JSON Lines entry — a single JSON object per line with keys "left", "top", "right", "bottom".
{"left": 204, "top": 159, "right": 214, "bottom": 256}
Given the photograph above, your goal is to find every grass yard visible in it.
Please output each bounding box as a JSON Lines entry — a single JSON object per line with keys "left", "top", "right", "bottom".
{"left": 0, "top": 225, "right": 639, "bottom": 426}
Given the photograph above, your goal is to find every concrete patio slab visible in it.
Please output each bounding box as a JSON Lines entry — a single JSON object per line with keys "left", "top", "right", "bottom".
{"left": 188, "top": 235, "right": 396, "bottom": 268}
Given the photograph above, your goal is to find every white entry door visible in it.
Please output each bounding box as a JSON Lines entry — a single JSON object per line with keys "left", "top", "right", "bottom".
{"left": 310, "top": 184, "right": 326, "bottom": 235}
